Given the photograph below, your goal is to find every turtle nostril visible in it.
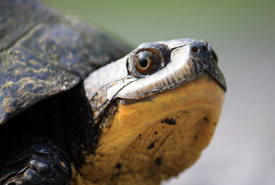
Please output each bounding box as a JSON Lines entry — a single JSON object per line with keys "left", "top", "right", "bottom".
{"left": 192, "top": 46, "right": 199, "bottom": 53}
{"left": 202, "top": 46, "right": 208, "bottom": 52}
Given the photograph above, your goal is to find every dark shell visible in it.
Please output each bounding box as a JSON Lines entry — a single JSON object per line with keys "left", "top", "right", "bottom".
{"left": 0, "top": 0, "right": 132, "bottom": 125}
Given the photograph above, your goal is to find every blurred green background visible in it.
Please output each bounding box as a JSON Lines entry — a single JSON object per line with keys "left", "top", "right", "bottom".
{"left": 42, "top": 0, "right": 275, "bottom": 185}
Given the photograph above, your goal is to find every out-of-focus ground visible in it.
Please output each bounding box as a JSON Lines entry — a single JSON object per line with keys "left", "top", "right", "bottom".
{"left": 43, "top": 0, "right": 275, "bottom": 184}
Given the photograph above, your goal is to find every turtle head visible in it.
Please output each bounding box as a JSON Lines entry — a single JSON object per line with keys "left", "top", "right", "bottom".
{"left": 80, "top": 38, "right": 226, "bottom": 184}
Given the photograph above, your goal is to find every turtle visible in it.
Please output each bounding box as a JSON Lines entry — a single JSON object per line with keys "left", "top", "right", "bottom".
{"left": 0, "top": 0, "right": 226, "bottom": 185}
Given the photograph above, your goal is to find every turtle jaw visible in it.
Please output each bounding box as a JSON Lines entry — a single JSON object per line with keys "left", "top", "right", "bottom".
{"left": 77, "top": 72, "right": 225, "bottom": 184}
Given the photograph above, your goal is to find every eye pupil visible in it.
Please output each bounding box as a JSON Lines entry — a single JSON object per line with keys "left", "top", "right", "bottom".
{"left": 139, "top": 58, "right": 148, "bottom": 68}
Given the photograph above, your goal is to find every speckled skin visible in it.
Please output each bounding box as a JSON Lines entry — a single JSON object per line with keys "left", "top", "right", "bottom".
{"left": 0, "top": 0, "right": 131, "bottom": 125}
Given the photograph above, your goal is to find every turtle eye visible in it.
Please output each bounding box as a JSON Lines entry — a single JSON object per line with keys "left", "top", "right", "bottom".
{"left": 127, "top": 44, "right": 171, "bottom": 78}
{"left": 127, "top": 43, "right": 170, "bottom": 78}
{"left": 133, "top": 51, "right": 162, "bottom": 75}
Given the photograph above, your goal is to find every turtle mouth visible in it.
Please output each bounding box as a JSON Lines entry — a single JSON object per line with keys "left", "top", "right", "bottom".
{"left": 79, "top": 72, "right": 225, "bottom": 182}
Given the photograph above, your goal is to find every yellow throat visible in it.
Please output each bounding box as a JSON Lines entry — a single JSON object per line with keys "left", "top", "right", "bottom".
{"left": 72, "top": 73, "right": 225, "bottom": 185}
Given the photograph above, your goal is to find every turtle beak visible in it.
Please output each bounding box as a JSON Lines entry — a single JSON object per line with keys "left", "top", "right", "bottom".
{"left": 178, "top": 40, "right": 226, "bottom": 91}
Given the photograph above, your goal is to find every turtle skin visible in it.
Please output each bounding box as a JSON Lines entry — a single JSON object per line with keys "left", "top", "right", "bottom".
{"left": 0, "top": 137, "right": 71, "bottom": 185}
{"left": 0, "top": 0, "right": 132, "bottom": 184}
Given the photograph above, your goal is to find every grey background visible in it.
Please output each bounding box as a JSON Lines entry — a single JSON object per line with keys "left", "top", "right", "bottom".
{"left": 43, "top": 0, "right": 275, "bottom": 184}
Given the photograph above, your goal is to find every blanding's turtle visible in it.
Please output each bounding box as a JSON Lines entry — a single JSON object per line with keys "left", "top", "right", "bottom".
{"left": 0, "top": 0, "right": 226, "bottom": 185}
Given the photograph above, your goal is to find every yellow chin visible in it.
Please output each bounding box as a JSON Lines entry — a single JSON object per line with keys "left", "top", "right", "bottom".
{"left": 73, "top": 72, "right": 225, "bottom": 185}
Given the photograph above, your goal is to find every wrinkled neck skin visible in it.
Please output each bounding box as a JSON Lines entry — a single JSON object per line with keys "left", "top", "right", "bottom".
{"left": 71, "top": 38, "right": 226, "bottom": 185}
